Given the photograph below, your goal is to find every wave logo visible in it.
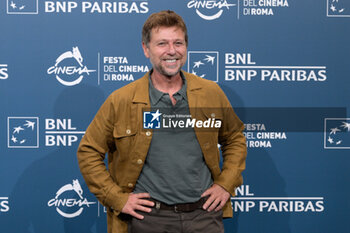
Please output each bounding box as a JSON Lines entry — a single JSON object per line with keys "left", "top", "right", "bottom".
{"left": 187, "top": 0, "right": 236, "bottom": 20}
{"left": 7, "top": 0, "right": 38, "bottom": 14}
{"left": 324, "top": 118, "right": 350, "bottom": 149}
{"left": 48, "top": 179, "right": 96, "bottom": 218}
{"left": 188, "top": 51, "right": 219, "bottom": 82}
{"left": 47, "top": 47, "right": 96, "bottom": 86}
{"left": 327, "top": 0, "right": 350, "bottom": 17}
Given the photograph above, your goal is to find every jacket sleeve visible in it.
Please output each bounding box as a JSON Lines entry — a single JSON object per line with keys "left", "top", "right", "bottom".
{"left": 77, "top": 95, "right": 129, "bottom": 214}
{"left": 214, "top": 85, "right": 247, "bottom": 196}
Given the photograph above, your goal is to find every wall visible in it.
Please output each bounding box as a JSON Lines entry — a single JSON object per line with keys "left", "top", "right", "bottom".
{"left": 1, "top": 0, "right": 349, "bottom": 232}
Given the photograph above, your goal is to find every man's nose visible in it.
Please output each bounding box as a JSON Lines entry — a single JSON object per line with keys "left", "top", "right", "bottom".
{"left": 167, "top": 44, "right": 176, "bottom": 55}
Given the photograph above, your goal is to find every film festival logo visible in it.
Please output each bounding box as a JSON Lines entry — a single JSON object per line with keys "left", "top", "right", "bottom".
{"left": 324, "top": 118, "right": 350, "bottom": 149}
{"left": 7, "top": 0, "right": 38, "bottom": 14}
{"left": 327, "top": 0, "right": 350, "bottom": 17}
{"left": 47, "top": 46, "right": 96, "bottom": 86}
{"left": 48, "top": 179, "right": 96, "bottom": 218}
{"left": 187, "top": 0, "right": 237, "bottom": 20}
{"left": 7, "top": 117, "right": 39, "bottom": 148}
{"left": 188, "top": 51, "right": 219, "bottom": 82}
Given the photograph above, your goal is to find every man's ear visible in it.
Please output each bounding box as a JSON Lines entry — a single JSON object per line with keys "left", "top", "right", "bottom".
{"left": 142, "top": 42, "right": 150, "bottom": 58}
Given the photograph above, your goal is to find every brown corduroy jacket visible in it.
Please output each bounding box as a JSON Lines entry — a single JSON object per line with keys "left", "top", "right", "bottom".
{"left": 77, "top": 71, "right": 247, "bottom": 233}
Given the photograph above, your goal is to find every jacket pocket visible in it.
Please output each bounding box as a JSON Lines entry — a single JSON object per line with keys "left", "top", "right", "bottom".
{"left": 199, "top": 109, "right": 223, "bottom": 135}
{"left": 201, "top": 109, "right": 223, "bottom": 121}
{"left": 113, "top": 124, "right": 137, "bottom": 158}
{"left": 200, "top": 110, "right": 222, "bottom": 168}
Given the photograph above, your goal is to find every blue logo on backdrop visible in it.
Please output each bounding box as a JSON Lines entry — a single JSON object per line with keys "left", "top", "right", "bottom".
{"left": 188, "top": 51, "right": 219, "bottom": 82}
{"left": 7, "top": 0, "right": 38, "bottom": 14}
{"left": 324, "top": 118, "right": 350, "bottom": 149}
{"left": 327, "top": 0, "right": 350, "bottom": 16}
{"left": 7, "top": 117, "right": 39, "bottom": 148}
{"left": 143, "top": 110, "right": 162, "bottom": 129}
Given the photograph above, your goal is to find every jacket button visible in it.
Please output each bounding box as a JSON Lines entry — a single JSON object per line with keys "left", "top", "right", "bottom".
{"left": 146, "top": 131, "right": 151, "bottom": 136}
{"left": 204, "top": 142, "right": 210, "bottom": 149}
{"left": 137, "top": 159, "right": 143, "bottom": 165}
{"left": 127, "top": 183, "right": 134, "bottom": 188}
{"left": 126, "top": 129, "right": 131, "bottom": 134}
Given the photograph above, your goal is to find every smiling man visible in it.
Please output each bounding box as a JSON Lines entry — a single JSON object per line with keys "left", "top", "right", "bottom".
{"left": 77, "top": 10, "right": 247, "bottom": 233}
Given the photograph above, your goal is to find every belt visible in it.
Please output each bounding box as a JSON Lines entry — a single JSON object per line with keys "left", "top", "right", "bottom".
{"left": 150, "top": 197, "right": 207, "bottom": 213}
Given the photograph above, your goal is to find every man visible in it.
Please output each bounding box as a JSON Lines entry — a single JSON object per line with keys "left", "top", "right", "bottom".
{"left": 77, "top": 10, "right": 246, "bottom": 233}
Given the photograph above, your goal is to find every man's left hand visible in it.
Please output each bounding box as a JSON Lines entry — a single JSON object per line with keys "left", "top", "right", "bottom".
{"left": 201, "top": 184, "right": 230, "bottom": 212}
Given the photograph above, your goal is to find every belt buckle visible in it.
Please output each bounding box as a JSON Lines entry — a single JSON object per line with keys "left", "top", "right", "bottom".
{"left": 174, "top": 205, "right": 179, "bottom": 213}
{"left": 155, "top": 201, "right": 161, "bottom": 210}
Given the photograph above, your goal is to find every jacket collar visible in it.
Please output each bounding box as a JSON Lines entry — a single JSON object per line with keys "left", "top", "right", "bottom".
{"left": 131, "top": 70, "right": 203, "bottom": 105}
{"left": 132, "top": 72, "right": 150, "bottom": 105}
{"left": 184, "top": 71, "right": 203, "bottom": 92}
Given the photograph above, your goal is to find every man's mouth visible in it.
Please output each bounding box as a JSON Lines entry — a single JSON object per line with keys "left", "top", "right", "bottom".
{"left": 164, "top": 59, "right": 177, "bottom": 63}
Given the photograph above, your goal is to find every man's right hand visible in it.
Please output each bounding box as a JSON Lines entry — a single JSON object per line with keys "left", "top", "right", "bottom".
{"left": 121, "top": 193, "right": 155, "bottom": 219}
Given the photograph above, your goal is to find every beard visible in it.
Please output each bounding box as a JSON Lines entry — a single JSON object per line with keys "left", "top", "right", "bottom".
{"left": 154, "top": 64, "right": 181, "bottom": 78}
{"left": 151, "top": 56, "right": 186, "bottom": 78}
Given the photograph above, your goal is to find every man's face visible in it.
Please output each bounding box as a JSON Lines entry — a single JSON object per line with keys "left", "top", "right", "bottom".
{"left": 142, "top": 26, "right": 187, "bottom": 78}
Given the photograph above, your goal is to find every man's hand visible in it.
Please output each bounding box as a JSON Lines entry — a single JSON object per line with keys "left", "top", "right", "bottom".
{"left": 121, "top": 193, "right": 155, "bottom": 219}
{"left": 201, "top": 184, "right": 230, "bottom": 212}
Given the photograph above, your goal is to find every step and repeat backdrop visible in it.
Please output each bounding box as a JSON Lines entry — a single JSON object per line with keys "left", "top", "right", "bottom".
{"left": 1, "top": 0, "right": 349, "bottom": 232}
